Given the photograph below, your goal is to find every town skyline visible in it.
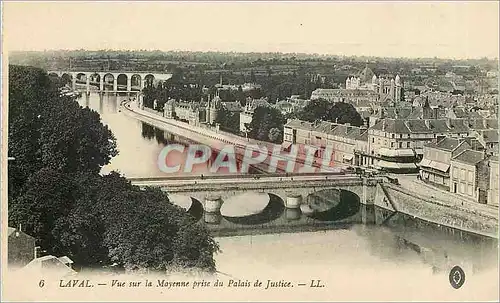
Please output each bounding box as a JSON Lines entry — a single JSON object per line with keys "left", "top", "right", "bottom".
{"left": 3, "top": 2, "right": 499, "bottom": 60}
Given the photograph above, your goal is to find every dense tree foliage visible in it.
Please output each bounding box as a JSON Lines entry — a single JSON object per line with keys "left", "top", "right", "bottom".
{"left": 246, "top": 107, "right": 286, "bottom": 143}
{"left": 8, "top": 65, "right": 219, "bottom": 273}
{"left": 214, "top": 107, "right": 240, "bottom": 134}
{"left": 296, "top": 99, "right": 363, "bottom": 126}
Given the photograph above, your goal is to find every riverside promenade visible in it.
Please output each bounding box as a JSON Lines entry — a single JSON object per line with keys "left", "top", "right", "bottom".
{"left": 120, "top": 99, "right": 341, "bottom": 174}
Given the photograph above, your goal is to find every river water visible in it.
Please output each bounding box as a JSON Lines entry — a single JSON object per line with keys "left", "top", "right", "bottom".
{"left": 78, "top": 93, "right": 498, "bottom": 300}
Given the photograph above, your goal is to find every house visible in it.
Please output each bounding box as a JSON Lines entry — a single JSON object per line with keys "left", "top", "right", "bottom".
{"left": 239, "top": 98, "right": 271, "bottom": 133}
{"left": 487, "top": 157, "right": 499, "bottom": 206}
{"left": 366, "top": 117, "right": 496, "bottom": 173}
{"left": 283, "top": 119, "right": 368, "bottom": 168}
{"left": 473, "top": 129, "right": 499, "bottom": 156}
{"left": 22, "top": 255, "right": 76, "bottom": 276}
{"left": 418, "top": 138, "right": 472, "bottom": 190}
{"left": 450, "top": 149, "right": 485, "bottom": 201}
{"left": 58, "top": 256, "right": 75, "bottom": 270}
{"left": 8, "top": 226, "right": 36, "bottom": 268}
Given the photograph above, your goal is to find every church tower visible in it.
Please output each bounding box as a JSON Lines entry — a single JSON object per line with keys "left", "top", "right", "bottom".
{"left": 209, "top": 92, "right": 221, "bottom": 125}
{"left": 378, "top": 77, "right": 384, "bottom": 95}
{"left": 205, "top": 94, "right": 212, "bottom": 124}
{"left": 371, "top": 74, "right": 377, "bottom": 91}
{"left": 395, "top": 75, "right": 402, "bottom": 102}
{"left": 390, "top": 79, "right": 395, "bottom": 100}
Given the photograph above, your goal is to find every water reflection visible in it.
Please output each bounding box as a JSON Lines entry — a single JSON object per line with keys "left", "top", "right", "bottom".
{"left": 77, "top": 92, "right": 207, "bottom": 177}
{"left": 202, "top": 192, "right": 497, "bottom": 275}
{"left": 306, "top": 190, "right": 361, "bottom": 221}
{"left": 222, "top": 194, "right": 285, "bottom": 225}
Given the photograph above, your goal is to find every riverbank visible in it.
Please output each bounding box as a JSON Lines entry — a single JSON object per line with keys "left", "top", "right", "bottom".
{"left": 120, "top": 99, "right": 344, "bottom": 174}
{"left": 382, "top": 183, "right": 498, "bottom": 239}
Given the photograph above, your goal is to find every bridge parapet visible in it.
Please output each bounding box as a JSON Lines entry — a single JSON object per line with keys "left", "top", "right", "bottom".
{"left": 135, "top": 176, "right": 380, "bottom": 209}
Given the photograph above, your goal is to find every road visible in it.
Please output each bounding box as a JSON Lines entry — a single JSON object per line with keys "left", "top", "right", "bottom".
{"left": 130, "top": 174, "right": 362, "bottom": 187}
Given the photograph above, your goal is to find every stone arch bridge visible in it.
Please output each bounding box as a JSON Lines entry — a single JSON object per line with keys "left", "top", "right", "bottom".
{"left": 47, "top": 70, "right": 173, "bottom": 92}
{"left": 130, "top": 175, "right": 392, "bottom": 225}
{"left": 144, "top": 176, "right": 378, "bottom": 204}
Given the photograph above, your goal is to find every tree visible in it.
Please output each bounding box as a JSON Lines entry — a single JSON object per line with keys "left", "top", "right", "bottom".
{"left": 236, "top": 86, "right": 246, "bottom": 106}
{"left": 8, "top": 65, "right": 220, "bottom": 273}
{"left": 250, "top": 70, "right": 256, "bottom": 83}
{"left": 8, "top": 65, "right": 118, "bottom": 197}
{"left": 297, "top": 99, "right": 363, "bottom": 126}
{"left": 247, "top": 107, "right": 285, "bottom": 142}
{"left": 214, "top": 107, "right": 240, "bottom": 134}
{"left": 268, "top": 127, "right": 282, "bottom": 143}
{"left": 9, "top": 168, "right": 77, "bottom": 253}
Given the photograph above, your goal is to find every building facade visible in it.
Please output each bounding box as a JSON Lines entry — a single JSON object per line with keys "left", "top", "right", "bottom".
{"left": 8, "top": 227, "right": 36, "bottom": 268}
{"left": 239, "top": 98, "right": 271, "bottom": 133}
{"left": 283, "top": 119, "right": 368, "bottom": 168}
{"left": 418, "top": 138, "right": 472, "bottom": 190}
{"left": 344, "top": 66, "right": 403, "bottom": 102}
{"left": 450, "top": 149, "right": 485, "bottom": 201}
{"left": 488, "top": 157, "right": 499, "bottom": 206}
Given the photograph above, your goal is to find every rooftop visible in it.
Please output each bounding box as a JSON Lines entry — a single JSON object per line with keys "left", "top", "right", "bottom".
{"left": 426, "top": 137, "right": 463, "bottom": 151}
{"left": 452, "top": 149, "right": 484, "bottom": 165}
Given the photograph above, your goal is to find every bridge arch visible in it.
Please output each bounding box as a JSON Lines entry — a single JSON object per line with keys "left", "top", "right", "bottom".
{"left": 89, "top": 73, "right": 101, "bottom": 84}
{"left": 144, "top": 74, "right": 155, "bottom": 87}
{"left": 116, "top": 74, "right": 128, "bottom": 91}
{"left": 103, "top": 73, "right": 114, "bottom": 90}
{"left": 131, "top": 74, "right": 142, "bottom": 90}
{"left": 48, "top": 72, "right": 59, "bottom": 78}
{"left": 304, "top": 189, "right": 361, "bottom": 221}
{"left": 61, "top": 73, "right": 73, "bottom": 86}
{"left": 75, "top": 73, "right": 88, "bottom": 84}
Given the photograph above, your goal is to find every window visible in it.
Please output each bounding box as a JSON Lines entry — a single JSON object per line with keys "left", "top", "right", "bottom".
{"left": 391, "top": 134, "right": 395, "bottom": 138}
{"left": 372, "top": 138, "right": 375, "bottom": 143}
{"left": 460, "top": 169, "right": 466, "bottom": 180}
{"left": 399, "top": 142, "right": 403, "bottom": 148}
{"left": 460, "top": 183, "right": 465, "bottom": 193}
{"left": 400, "top": 134, "right": 403, "bottom": 138}
{"left": 452, "top": 167, "right": 458, "bottom": 178}
{"left": 467, "top": 185, "right": 473, "bottom": 196}
{"left": 391, "top": 142, "right": 395, "bottom": 148}
{"left": 468, "top": 171, "right": 474, "bottom": 183}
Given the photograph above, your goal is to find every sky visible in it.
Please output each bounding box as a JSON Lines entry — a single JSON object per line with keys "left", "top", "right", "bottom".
{"left": 3, "top": 1, "right": 499, "bottom": 59}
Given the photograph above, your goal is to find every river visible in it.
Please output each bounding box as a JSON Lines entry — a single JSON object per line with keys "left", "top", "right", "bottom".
{"left": 78, "top": 92, "right": 498, "bottom": 300}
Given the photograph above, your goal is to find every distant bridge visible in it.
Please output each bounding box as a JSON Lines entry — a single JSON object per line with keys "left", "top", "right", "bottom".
{"left": 47, "top": 70, "right": 173, "bottom": 92}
